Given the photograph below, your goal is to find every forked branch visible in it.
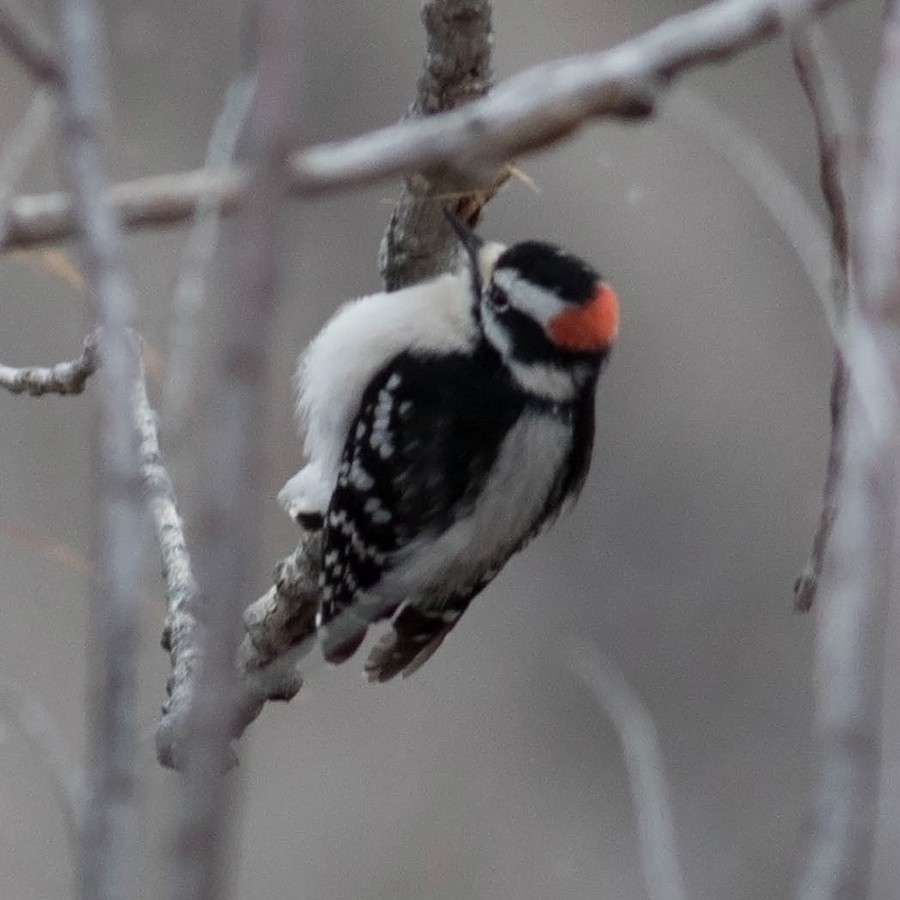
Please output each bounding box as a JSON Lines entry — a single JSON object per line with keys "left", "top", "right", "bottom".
{"left": 0, "top": 0, "right": 852, "bottom": 253}
{"left": 794, "top": 5, "right": 900, "bottom": 899}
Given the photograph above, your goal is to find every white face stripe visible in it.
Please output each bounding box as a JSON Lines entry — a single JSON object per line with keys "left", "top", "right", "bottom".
{"left": 507, "top": 358, "right": 580, "bottom": 402}
{"left": 491, "top": 268, "right": 568, "bottom": 329}
{"left": 480, "top": 302, "right": 512, "bottom": 357}
{"left": 482, "top": 267, "right": 583, "bottom": 402}
{"left": 480, "top": 301, "right": 581, "bottom": 402}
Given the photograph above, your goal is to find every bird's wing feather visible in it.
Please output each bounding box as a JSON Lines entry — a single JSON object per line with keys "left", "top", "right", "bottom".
{"left": 318, "top": 347, "right": 525, "bottom": 667}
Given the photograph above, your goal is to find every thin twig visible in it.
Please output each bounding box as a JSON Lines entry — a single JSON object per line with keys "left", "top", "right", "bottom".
{"left": 4, "top": 166, "right": 247, "bottom": 250}
{"left": 791, "top": 22, "right": 856, "bottom": 277}
{"left": 666, "top": 90, "right": 836, "bottom": 334}
{"left": 378, "top": 0, "right": 497, "bottom": 290}
{"left": 163, "top": 72, "right": 257, "bottom": 435}
{"left": 0, "top": 0, "right": 854, "bottom": 253}
{"left": 0, "top": 0, "right": 61, "bottom": 83}
{"left": 146, "top": 317, "right": 306, "bottom": 765}
{"left": 131, "top": 348, "right": 200, "bottom": 665}
{"left": 0, "top": 330, "right": 98, "bottom": 395}
{"left": 56, "top": 0, "right": 144, "bottom": 897}
{"left": 565, "top": 640, "right": 687, "bottom": 900}
{"left": 794, "top": 5, "right": 900, "bottom": 899}
{"left": 793, "top": 357, "right": 846, "bottom": 609}
{"left": 790, "top": 21, "right": 857, "bottom": 611}
{"left": 166, "top": 2, "right": 304, "bottom": 898}
{"left": 0, "top": 88, "right": 55, "bottom": 243}
{"left": 666, "top": 86, "right": 862, "bottom": 613}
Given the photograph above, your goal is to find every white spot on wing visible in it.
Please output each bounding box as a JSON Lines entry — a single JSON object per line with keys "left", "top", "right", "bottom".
{"left": 372, "top": 409, "right": 573, "bottom": 615}
{"left": 294, "top": 272, "right": 483, "bottom": 502}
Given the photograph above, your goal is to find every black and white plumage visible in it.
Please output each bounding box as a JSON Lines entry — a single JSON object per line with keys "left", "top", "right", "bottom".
{"left": 279, "top": 216, "right": 619, "bottom": 681}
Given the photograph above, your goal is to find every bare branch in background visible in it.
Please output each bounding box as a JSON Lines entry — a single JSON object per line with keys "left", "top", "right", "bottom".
{"left": 0, "top": 88, "right": 54, "bottom": 242}
{"left": 566, "top": 640, "right": 687, "bottom": 900}
{"left": 791, "top": 22, "right": 856, "bottom": 276}
{"left": 163, "top": 72, "right": 257, "bottom": 436}
{"left": 151, "top": 355, "right": 311, "bottom": 769}
{"left": 3, "top": 167, "right": 247, "bottom": 251}
{"left": 134, "top": 358, "right": 198, "bottom": 621}
{"left": 56, "top": 0, "right": 145, "bottom": 897}
{"left": 0, "top": 330, "right": 97, "bottom": 395}
{"left": 668, "top": 40, "right": 859, "bottom": 614}
{"left": 148, "top": 327, "right": 309, "bottom": 759}
{"left": 378, "top": 0, "right": 498, "bottom": 291}
{"left": 131, "top": 349, "right": 203, "bottom": 768}
{"left": 794, "top": 5, "right": 900, "bottom": 898}
{"left": 289, "top": 0, "right": 846, "bottom": 192}
{"left": 163, "top": 1, "right": 304, "bottom": 897}
{"left": 790, "top": 22, "right": 857, "bottom": 611}
{"left": 0, "top": 0, "right": 853, "bottom": 253}
{"left": 666, "top": 91, "right": 836, "bottom": 332}
{"left": 162, "top": 535, "right": 316, "bottom": 759}
{"left": 0, "top": 0, "right": 61, "bottom": 83}
{"left": 0, "top": 680, "right": 83, "bottom": 859}
{"left": 792, "top": 356, "right": 847, "bottom": 611}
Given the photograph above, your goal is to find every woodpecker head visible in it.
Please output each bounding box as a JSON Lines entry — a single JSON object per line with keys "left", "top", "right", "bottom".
{"left": 445, "top": 211, "right": 619, "bottom": 401}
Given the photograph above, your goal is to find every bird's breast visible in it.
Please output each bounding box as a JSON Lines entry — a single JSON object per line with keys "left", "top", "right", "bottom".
{"left": 386, "top": 407, "right": 574, "bottom": 602}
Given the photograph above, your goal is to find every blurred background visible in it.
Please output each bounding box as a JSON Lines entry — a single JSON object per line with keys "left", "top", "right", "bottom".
{"left": 0, "top": 1, "right": 889, "bottom": 898}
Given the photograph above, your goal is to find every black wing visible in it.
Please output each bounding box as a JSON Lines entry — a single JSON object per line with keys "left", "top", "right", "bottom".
{"left": 318, "top": 347, "right": 525, "bottom": 669}
{"left": 364, "top": 598, "right": 481, "bottom": 682}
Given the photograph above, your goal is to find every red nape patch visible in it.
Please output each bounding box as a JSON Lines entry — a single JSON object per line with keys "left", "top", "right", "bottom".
{"left": 548, "top": 283, "right": 619, "bottom": 352}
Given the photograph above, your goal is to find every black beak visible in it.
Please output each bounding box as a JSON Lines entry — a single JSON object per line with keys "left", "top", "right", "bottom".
{"left": 443, "top": 208, "right": 485, "bottom": 297}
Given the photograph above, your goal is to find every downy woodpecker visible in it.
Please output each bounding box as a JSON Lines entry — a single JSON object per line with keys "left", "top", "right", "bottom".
{"left": 280, "top": 215, "right": 619, "bottom": 681}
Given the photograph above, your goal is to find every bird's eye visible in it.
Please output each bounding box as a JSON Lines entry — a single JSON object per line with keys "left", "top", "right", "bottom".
{"left": 488, "top": 287, "right": 510, "bottom": 312}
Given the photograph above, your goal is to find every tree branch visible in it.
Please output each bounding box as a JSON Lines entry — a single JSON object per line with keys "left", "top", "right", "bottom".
{"left": 0, "top": 330, "right": 97, "bottom": 395}
{"left": 666, "top": 90, "right": 836, "bottom": 330}
{"left": 164, "top": 2, "right": 304, "bottom": 897}
{"left": 0, "top": 87, "right": 55, "bottom": 242}
{"left": 0, "top": 0, "right": 61, "bottom": 83}
{"left": 794, "top": 5, "right": 900, "bottom": 898}
{"left": 566, "top": 640, "right": 687, "bottom": 900}
{"left": 289, "top": 0, "right": 845, "bottom": 192}
{"left": 152, "top": 382, "right": 311, "bottom": 772}
{"left": 378, "top": 0, "right": 498, "bottom": 291}
{"left": 790, "top": 22, "right": 856, "bottom": 611}
{"left": 132, "top": 352, "right": 202, "bottom": 752}
{"left": 0, "top": 0, "right": 853, "bottom": 253}
{"left": 56, "top": 0, "right": 145, "bottom": 897}
{"left": 4, "top": 167, "right": 246, "bottom": 250}
{"left": 238, "top": 530, "right": 320, "bottom": 671}
{"left": 791, "top": 22, "right": 855, "bottom": 276}
{"left": 163, "top": 72, "right": 257, "bottom": 435}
